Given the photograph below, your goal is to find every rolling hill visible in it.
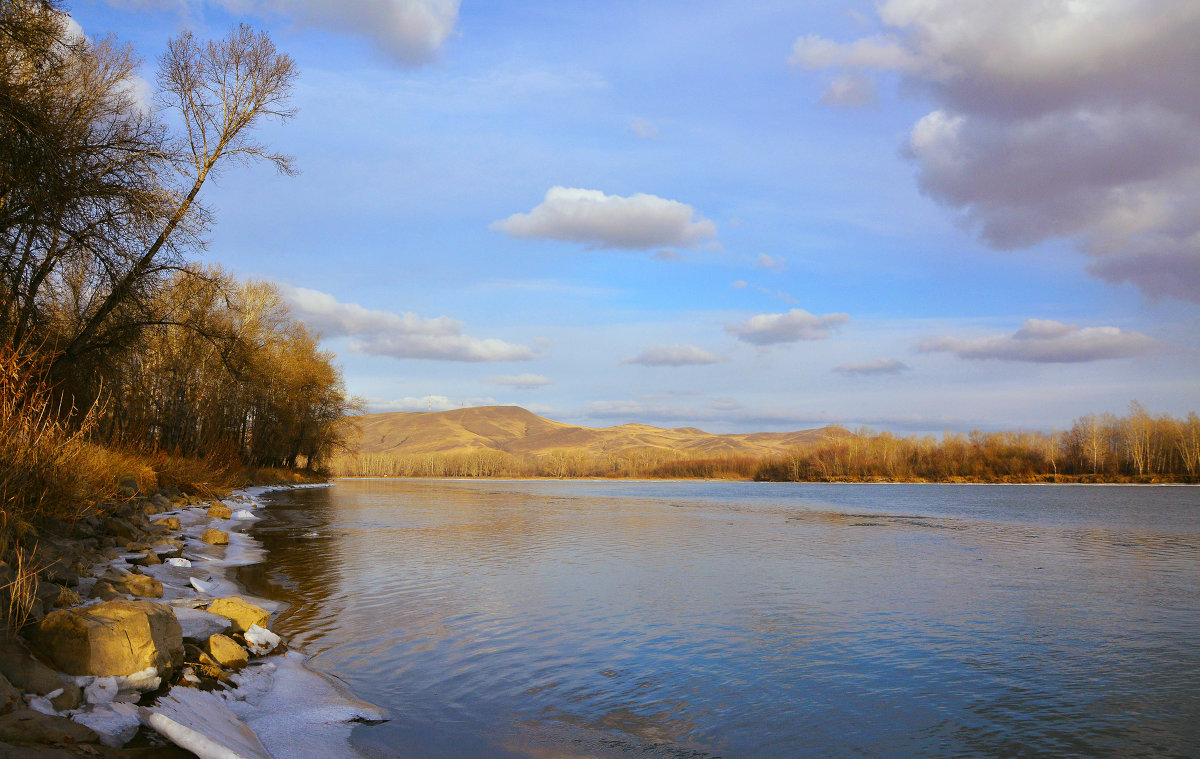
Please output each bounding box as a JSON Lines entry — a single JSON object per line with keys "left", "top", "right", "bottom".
{"left": 346, "top": 405, "right": 845, "bottom": 459}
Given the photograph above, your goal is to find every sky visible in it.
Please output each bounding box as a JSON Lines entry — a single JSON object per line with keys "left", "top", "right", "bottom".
{"left": 70, "top": 0, "right": 1200, "bottom": 434}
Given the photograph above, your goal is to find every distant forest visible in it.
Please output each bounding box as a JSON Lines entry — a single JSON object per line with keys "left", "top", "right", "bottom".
{"left": 332, "top": 403, "right": 1200, "bottom": 483}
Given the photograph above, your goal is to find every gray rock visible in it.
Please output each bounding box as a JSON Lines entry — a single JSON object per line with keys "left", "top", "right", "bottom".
{"left": 0, "top": 638, "right": 82, "bottom": 711}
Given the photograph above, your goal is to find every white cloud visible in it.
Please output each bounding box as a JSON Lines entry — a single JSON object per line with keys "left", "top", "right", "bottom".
{"left": 624, "top": 345, "right": 723, "bottom": 367}
{"left": 834, "top": 358, "right": 910, "bottom": 375}
{"left": 653, "top": 249, "right": 684, "bottom": 261}
{"left": 918, "top": 319, "right": 1164, "bottom": 363}
{"left": 628, "top": 117, "right": 659, "bottom": 138}
{"left": 791, "top": 0, "right": 1200, "bottom": 301}
{"left": 281, "top": 285, "right": 537, "bottom": 362}
{"left": 484, "top": 373, "right": 553, "bottom": 388}
{"left": 106, "top": 0, "right": 459, "bottom": 64}
{"left": 755, "top": 253, "right": 787, "bottom": 272}
{"left": 819, "top": 74, "right": 876, "bottom": 107}
{"left": 731, "top": 280, "right": 748, "bottom": 289}
{"left": 491, "top": 187, "right": 717, "bottom": 250}
{"left": 727, "top": 309, "right": 850, "bottom": 345}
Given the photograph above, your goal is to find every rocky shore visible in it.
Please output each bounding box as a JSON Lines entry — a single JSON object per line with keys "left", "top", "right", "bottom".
{"left": 0, "top": 483, "right": 382, "bottom": 758}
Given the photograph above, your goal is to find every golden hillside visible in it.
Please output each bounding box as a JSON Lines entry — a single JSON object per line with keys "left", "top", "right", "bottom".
{"left": 347, "top": 405, "right": 844, "bottom": 459}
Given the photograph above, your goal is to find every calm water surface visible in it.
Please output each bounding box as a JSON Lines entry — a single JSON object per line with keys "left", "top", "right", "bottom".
{"left": 237, "top": 480, "right": 1200, "bottom": 758}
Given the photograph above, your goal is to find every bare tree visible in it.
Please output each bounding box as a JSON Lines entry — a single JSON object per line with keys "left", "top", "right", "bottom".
{"left": 54, "top": 24, "right": 297, "bottom": 375}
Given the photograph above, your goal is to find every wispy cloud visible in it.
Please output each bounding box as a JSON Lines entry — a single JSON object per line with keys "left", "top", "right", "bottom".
{"left": 366, "top": 394, "right": 495, "bottom": 412}
{"left": 918, "top": 319, "right": 1164, "bottom": 363}
{"left": 623, "top": 345, "right": 723, "bottom": 367}
{"left": 791, "top": 0, "right": 1200, "bottom": 301}
{"left": 755, "top": 253, "right": 787, "bottom": 272}
{"left": 492, "top": 187, "right": 717, "bottom": 250}
{"left": 484, "top": 373, "right": 553, "bottom": 388}
{"left": 834, "top": 358, "right": 909, "bottom": 375}
{"left": 281, "top": 285, "right": 538, "bottom": 362}
{"left": 727, "top": 309, "right": 849, "bottom": 345}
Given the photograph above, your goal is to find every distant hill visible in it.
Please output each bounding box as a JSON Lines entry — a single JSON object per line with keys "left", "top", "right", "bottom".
{"left": 346, "top": 405, "right": 846, "bottom": 459}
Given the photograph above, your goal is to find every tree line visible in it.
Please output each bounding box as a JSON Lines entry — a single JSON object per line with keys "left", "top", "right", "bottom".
{"left": 332, "top": 403, "right": 1199, "bottom": 483}
{"left": 1, "top": 0, "right": 353, "bottom": 488}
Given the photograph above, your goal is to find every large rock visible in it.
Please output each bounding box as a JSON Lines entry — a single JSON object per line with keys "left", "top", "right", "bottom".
{"left": 205, "top": 635, "right": 247, "bottom": 670}
{"left": 205, "top": 504, "right": 232, "bottom": 519}
{"left": 0, "top": 674, "right": 19, "bottom": 715}
{"left": 0, "top": 710, "right": 99, "bottom": 745}
{"left": 0, "top": 639, "right": 81, "bottom": 710}
{"left": 201, "top": 529, "right": 229, "bottom": 546}
{"left": 152, "top": 517, "right": 181, "bottom": 531}
{"left": 90, "top": 573, "right": 162, "bottom": 600}
{"left": 205, "top": 598, "right": 268, "bottom": 633}
{"left": 31, "top": 600, "right": 183, "bottom": 677}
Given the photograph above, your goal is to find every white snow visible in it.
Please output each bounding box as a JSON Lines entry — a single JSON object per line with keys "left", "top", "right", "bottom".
{"left": 166, "top": 557, "right": 192, "bottom": 567}
{"left": 231, "top": 510, "right": 259, "bottom": 521}
{"left": 27, "top": 687, "right": 62, "bottom": 715}
{"left": 243, "top": 625, "right": 281, "bottom": 656}
{"left": 142, "top": 686, "right": 274, "bottom": 759}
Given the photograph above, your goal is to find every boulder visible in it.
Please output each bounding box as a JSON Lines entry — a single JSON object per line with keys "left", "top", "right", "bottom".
{"left": 117, "top": 475, "right": 140, "bottom": 498}
{"left": 205, "top": 635, "right": 248, "bottom": 670}
{"left": 0, "top": 674, "right": 19, "bottom": 715}
{"left": 131, "top": 552, "right": 161, "bottom": 567}
{"left": 151, "top": 493, "right": 173, "bottom": 510}
{"left": 0, "top": 710, "right": 99, "bottom": 745}
{"left": 205, "top": 503, "right": 233, "bottom": 519}
{"left": 152, "top": 517, "right": 181, "bottom": 531}
{"left": 103, "top": 518, "right": 141, "bottom": 542}
{"left": 205, "top": 598, "right": 268, "bottom": 633}
{"left": 31, "top": 600, "right": 183, "bottom": 677}
{"left": 90, "top": 573, "right": 162, "bottom": 600}
{"left": 0, "top": 639, "right": 81, "bottom": 710}
{"left": 201, "top": 529, "right": 228, "bottom": 546}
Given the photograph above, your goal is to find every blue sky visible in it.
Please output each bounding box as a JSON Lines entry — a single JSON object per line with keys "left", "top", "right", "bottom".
{"left": 71, "top": 0, "right": 1200, "bottom": 433}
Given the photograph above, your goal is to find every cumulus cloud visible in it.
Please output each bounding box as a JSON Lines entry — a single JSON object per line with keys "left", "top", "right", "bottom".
{"left": 484, "top": 374, "right": 553, "bottom": 388}
{"left": 918, "top": 319, "right": 1163, "bottom": 363}
{"left": 833, "top": 358, "right": 910, "bottom": 375}
{"left": 107, "top": 0, "right": 459, "bottom": 64}
{"left": 281, "top": 285, "right": 537, "bottom": 362}
{"left": 727, "top": 309, "right": 849, "bottom": 345}
{"left": 790, "top": 1, "right": 1200, "bottom": 301}
{"left": 623, "top": 345, "right": 723, "bottom": 367}
{"left": 492, "top": 187, "right": 717, "bottom": 250}
{"left": 819, "top": 74, "right": 876, "bottom": 107}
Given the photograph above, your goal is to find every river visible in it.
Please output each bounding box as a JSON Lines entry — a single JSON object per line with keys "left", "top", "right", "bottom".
{"left": 236, "top": 479, "right": 1200, "bottom": 758}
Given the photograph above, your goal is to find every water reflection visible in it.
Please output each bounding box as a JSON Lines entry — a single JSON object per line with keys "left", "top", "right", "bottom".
{"left": 239, "top": 480, "right": 1200, "bottom": 758}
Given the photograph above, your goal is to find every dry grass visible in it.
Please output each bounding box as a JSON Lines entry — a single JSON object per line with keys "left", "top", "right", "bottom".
{"left": 0, "top": 346, "right": 118, "bottom": 530}
{"left": 1, "top": 542, "right": 53, "bottom": 634}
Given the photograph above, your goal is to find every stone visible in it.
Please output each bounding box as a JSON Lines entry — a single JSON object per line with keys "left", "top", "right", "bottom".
{"left": 117, "top": 475, "right": 140, "bottom": 498}
{"left": 0, "top": 674, "right": 19, "bottom": 715}
{"left": 0, "top": 639, "right": 81, "bottom": 710}
{"left": 130, "top": 552, "right": 161, "bottom": 567}
{"left": 204, "top": 598, "right": 269, "bottom": 633}
{"left": 31, "top": 600, "right": 183, "bottom": 677}
{"left": 205, "top": 503, "right": 232, "bottom": 519}
{"left": 90, "top": 573, "right": 162, "bottom": 600}
{"left": 151, "top": 494, "right": 173, "bottom": 510}
{"left": 205, "top": 634, "right": 248, "bottom": 670}
{"left": 103, "top": 518, "right": 140, "bottom": 542}
{"left": 0, "top": 710, "right": 99, "bottom": 745}
{"left": 152, "top": 517, "right": 181, "bottom": 531}
{"left": 201, "top": 529, "right": 228, "bottom": 546}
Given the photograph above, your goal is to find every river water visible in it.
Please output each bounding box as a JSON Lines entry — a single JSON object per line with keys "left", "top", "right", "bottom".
{"left": 237, "top": 479, "right": 1200, "bottom": 758}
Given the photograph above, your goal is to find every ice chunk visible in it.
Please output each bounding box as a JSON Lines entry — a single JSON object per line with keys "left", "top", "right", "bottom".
{"left": 166, "top": 557, "right": 192, "bottom": 568}
{"left": 27, "top": 687, "right": 63, "bottom": 715}
{"left": 114, "top": 667, "right": 160, "bottom": 701}
{"left": 175, "top": 606, "right": 232, "bottom": 639}
{"left": 231, "top": 510, "right": 259, "bottom": 521}
{"left": 142, "top": 686, "right": 274, "bottom": 759}
{"left": 73, "top": 702, "right": 140, "bottom": 747}
{"left": 243, "top": 625, "right": 281, "bottom": 656}
{"left": 85, "top": 676, "right": 118, "bottom": 705}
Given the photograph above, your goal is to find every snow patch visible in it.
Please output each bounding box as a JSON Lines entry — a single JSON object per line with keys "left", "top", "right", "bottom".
{"left": 142, "top": 686, "right": 274, "bottom": 759}
{"left": 73, "top": 702, "right": 140, "bottom": 747}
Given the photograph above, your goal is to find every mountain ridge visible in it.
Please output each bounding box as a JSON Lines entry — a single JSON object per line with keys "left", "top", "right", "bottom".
{"left": 347, "top": 405, "right": 845, "bottom": 459}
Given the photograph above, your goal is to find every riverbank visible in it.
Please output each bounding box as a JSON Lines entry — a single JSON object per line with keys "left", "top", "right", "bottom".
{"left": 0, "top": 479, "right": 383, "bottom": 758}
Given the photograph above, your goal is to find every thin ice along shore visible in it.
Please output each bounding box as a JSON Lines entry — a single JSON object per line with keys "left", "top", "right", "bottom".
{"left": 0, "top": 483, "right": 383, "bottom": 759}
